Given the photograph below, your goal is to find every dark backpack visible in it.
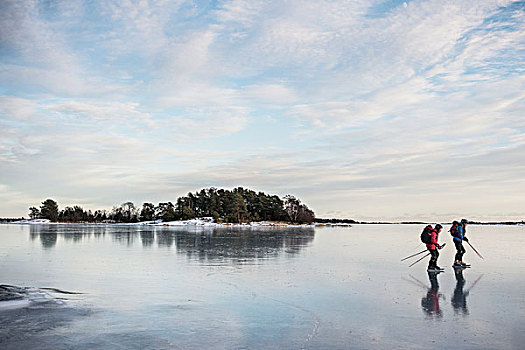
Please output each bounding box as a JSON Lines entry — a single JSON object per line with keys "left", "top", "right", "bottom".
{"left": 420, "top": 225, "right": 433, "bottom": 244}
{"left": 449, "top": 221, "right": 459, "bottom": 238}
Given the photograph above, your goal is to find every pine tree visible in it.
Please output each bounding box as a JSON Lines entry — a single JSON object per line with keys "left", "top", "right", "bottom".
{"left": 40, "top": 199, "right": 59, "bottom": 222}
{"left": 28, "top": 206, "right": 40, "bottom": 219}
{"left": 140, "top": 203, "right": 155, "bottom": 221}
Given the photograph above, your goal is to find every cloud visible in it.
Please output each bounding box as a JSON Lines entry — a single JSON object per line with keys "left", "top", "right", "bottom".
{"left": 44, "top": 100, "right": 154, "bottom": 127}
{"left": 0, "top": 184, "right": 36, "bottom": 217}
{"left": 101, "top": 0, "right": 184, "bottom": 55}
{"left": 0, "top": 1, "right": 95, "bottom": 96}
{"left": 170, "top": 142, "right": 525, "bottom": 221}
{"left": 215, "top": 0, "right": 265, "bottom": 25}
{"left": 241, "top": 84, "right": 298, "bottom": 105}
{"left": 0, "top": 96, "right": 37, "bottom": 120}
{"left": 160, "top": 106, "right": 250, "bottom": 139}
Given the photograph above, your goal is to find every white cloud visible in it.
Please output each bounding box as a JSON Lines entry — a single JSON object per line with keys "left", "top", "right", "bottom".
{"left": 45, "top": 100, "right": 154, "bottom": 126}
{"left": 0, "top": 96, "right": 37, "bottom": 120}
{"left": 102, "top": 0, "right": 183, "bottom": 55}
{"left": 173, "top": 142, "right": 525, "bottom": 221}
{"left": 165, "top": 106, "right": 249, "bottom": 139}
{"left": 241, "top": 84, "right": 298, "bottom": 105}
{"left": 157, "top": 30, "right": 218, "bottom": 83}
{"left": 0, "top": 1, "right": 94, "bottom": 95}
{"left": 215, "top": 0, "right": 265, "bottom": 25}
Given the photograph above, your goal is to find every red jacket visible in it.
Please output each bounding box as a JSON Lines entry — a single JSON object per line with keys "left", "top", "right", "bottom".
{"left": 426, "top": 228, "right": 439, "bottom": 250}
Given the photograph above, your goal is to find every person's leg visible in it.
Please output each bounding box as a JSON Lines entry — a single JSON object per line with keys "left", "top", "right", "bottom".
{"left": 459, "top": 242, "right": 465, "bottom": 262}
{"left": 454, "top": 240, "right": 462, "bottom": 264}
{"left": 428, "top": 248, "right": 438, "bottom": 269}
{"left": 428, "top": 248, "right": 434, "bottom": 269}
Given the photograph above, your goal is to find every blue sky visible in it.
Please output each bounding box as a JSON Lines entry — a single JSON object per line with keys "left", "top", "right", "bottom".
{"left": 1, "top": 0, "right": 524, "bottom": 221}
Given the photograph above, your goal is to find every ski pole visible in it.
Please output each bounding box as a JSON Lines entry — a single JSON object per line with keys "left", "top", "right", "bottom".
{"left": 409, "top": 252, "right": 431, "bottom": 267}
{"left": 401, "top": 249, "right": 428, "bottom": 261}
{"left": 407, "top": 243, "right": 445, "bottom": 267}
{"left": 466, "top": 241, "right": 484, "bottom": 259}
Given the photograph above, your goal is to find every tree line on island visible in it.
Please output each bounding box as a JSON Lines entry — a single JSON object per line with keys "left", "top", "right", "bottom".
{"left": 28, "top": 187, "right": 315, "bottom": 224}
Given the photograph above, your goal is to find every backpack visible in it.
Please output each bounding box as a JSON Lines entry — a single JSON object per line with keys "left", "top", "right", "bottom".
{"left": 449, "top": 221, "right": 459, "bottom": 238}
{"left": 420, "top": 225, "right": 433, "bottom": 244}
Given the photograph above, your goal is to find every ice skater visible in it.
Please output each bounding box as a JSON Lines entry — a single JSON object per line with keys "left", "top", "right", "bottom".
{"left": 427, "top": 224, "right": 443, "bottom": 272}
{"left": 451, "top": 219, "right": 469, "bottom": 267}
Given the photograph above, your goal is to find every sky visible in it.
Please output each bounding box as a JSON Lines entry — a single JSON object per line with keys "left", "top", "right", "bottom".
{"left": 0, "top": 0, "right": 524, "bottom": 221}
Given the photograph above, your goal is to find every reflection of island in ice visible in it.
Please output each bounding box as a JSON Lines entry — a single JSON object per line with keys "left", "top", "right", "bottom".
{"left": 29, "top": 224, "right": 315, "bottom": 263}
{"left": 171, "top": 228, "right": 315, "bottom": 263}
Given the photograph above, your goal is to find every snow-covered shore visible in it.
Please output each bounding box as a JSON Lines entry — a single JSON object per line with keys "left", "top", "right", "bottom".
{"left": 5, "top": 218, "right": 316, "bottom": 228}
{"left": 116, "top": 218, "right": 315, "bottom": 228}
{"left": 6, "top": 219, "right": 51, "bottom": 224}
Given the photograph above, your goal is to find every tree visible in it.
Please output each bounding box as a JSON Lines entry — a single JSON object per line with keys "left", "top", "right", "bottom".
{"left": 296, "top": 203, "right": 315, "bottom": 224}
{"left": 283, "top": 195, "right": 315, "bottom": 224}
{"left": 93, "top": 210, "right": 107, "bottom": 222}
{"left": 284, "top": 195, "right": 301, "bottom": 223}
{"left": 40, "top": 199, "right": 59, "bottom": 222}
{"left": 59, "top": 205, "right": 87, "bottom": 222}
{"left": 196, "top": 189, "right": 209, "bottom": 217}
{"left": 120, "top": 202, "right": 138, "bottom": 222}
{"left": 227, "top": 189, "right": 248, "bottom": 223}
{"left": 181, "top": 205, "right": 196, "bottom": 220}
{"left": 155, "top": 202, "right": 177, "bottom": 222}
{"left": 110, "top": 206, "right": 124, "bottom": 222}
{"left": 209, "top": 188, "right": 221, "bottom": 216}
{"left": 28, "top": 207, "right": 40, "bottom": 219}
{"left": 140, "top": 203, "right": 155, "bottom": 221}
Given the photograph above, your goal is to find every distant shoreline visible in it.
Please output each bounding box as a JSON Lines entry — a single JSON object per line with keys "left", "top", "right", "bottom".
{"left": 1, "top": 218, "right": 318, "bottom": 228}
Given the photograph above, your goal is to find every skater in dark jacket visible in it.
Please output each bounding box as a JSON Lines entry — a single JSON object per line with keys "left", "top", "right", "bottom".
{"left": 451, "top": 219, "right": 469, "bottom": 267}
{"left": 427, "top": 224, "right": 443, "bottom": 271}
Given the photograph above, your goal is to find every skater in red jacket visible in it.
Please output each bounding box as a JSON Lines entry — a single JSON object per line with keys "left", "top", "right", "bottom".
{"left": 427, "top": 224, "right": 443, "bottom": 271}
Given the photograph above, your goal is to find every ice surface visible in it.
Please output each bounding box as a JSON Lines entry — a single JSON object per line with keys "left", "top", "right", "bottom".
{"left": 1, "top": 224, "right": 524, "bottom": 349}
{"left": 0, "top": 284, "right": 75, "bottom": 308}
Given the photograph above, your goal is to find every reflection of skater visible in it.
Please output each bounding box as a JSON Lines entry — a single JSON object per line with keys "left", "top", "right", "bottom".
{"left": 421, "top": 271, "right": 443, "bottom": 318}
{"left": 427, "top": 224, "right": 443, "bottom": 272}
{"left": 452, "top": 269, "right": 468, "bottom": 315}
{"left": 451, "top": 219, "right": 469, "bottom": 267}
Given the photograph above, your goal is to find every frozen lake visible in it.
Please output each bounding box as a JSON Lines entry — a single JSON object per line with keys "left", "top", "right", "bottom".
{"left": 1, "top": 224, "right": 524, "bottom": 349}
